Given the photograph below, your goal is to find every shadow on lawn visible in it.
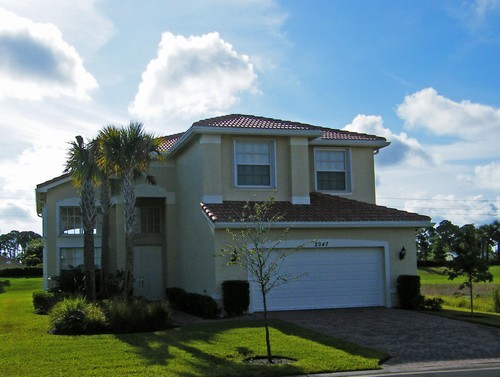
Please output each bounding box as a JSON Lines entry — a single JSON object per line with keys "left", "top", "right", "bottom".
{"left": 114, "top": 320, "right": 306, "bottom": 377}
{"left": 114, "top": 318, "right": 383, "bottom": 377}
{"left": 0, "top": 280, "right": 11, "bottom": 294}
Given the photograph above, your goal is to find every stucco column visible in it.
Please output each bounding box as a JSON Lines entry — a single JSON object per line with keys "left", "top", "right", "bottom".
{"left": 289, "top": 137, "right": 310, "bottom": 204}
{"left": 200, "top": 134, "right": 223, "bottom": 204}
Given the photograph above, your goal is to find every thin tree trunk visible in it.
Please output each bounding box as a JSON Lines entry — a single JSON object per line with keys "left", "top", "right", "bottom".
{"left": 261, "top": 286, "right": 273, "bottom": 364}
{"left": 469, "top": 278, "right": 474, "bottom": 318}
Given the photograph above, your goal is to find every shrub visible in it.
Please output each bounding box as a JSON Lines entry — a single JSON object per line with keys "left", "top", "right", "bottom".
{"left": 493, "top": 287, "right": 500, "bottom": 313}
{"left": 165, "top": 287, "right": 219, "bottom": 319}
{"left": 0, "top": 267, "right": 43, "bottom": 277}
{"left": 49, "top": 296, "right": 107, "bottom": 335}
{"left": 32, "top": 290, "right": 60, "bottom": 314}
{"left": 222, "top": 280, "right": 249, "bottom": 316}
{"left": 397, "top": 275, "right": 423, "bottom": 310}
{"left": 101, "top": 298, "right": 172, "bottom": 333}
{"left": 421, "top": 297, "right": 443, "bottom": 311}
{"left": 165, "top": 287, "right": 187, "bottom": 309}
{"left": 183, "top": 292, "right": 220, "bottom": 319}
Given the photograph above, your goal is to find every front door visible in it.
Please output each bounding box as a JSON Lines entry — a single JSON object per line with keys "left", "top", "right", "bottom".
{"left": 133, "top": 246, "right": 163, "bottom": 300}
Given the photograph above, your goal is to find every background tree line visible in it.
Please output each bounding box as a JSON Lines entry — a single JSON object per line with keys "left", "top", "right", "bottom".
{"left": 417, "top": 220, "right": 500, "bottom": 265}
{"left": 0, "top": 230, "right": 43, "bottom": 266}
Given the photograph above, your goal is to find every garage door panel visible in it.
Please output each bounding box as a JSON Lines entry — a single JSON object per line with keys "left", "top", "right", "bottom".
{"left": 250, "top": 247, "right": 385, "bottom": 311}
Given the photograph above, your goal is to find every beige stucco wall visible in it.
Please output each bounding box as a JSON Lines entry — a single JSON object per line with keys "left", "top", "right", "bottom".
{"left": 171, "top": 136, "right": 218, "bottom": 294}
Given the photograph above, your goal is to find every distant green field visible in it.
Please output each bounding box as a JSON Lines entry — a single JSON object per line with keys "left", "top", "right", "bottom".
{"left": 419, "top": 265, "right": 500, "bottom": 285}
{"left": 418, "top": 266, "right": 500, "bottom": 314}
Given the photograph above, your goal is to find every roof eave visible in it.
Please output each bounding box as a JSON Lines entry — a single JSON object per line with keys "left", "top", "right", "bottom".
{"left": 310, "top": 138, "right": 390, "bottom": 149}
{"left": 209, "top": 220, "right": 432, "bottom": 230}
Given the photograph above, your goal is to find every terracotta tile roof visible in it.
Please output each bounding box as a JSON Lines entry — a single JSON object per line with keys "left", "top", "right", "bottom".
{"left": 158, "top": 114, "right": 387, "bottom": 152}
{"left": 184, "top": 114, "right": 385, "bottom": 142}
{"left": 193, "top": 114, "right": 322, "bottom": 131}
{"left": 201, "top": 192, "right": 431, "bottom": 225}
{"left": 158, "top": 132, "right": 185, "bottom": 152}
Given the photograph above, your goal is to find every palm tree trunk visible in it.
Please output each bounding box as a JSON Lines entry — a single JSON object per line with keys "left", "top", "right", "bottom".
{"left": 81, "top": 179, "right": 96, "bottom": 301}
{"left": 123, "top": 172, "right": 136, "bottom": 299}
{"left": 99, "top": 178, "right": 110, "bottom": 295}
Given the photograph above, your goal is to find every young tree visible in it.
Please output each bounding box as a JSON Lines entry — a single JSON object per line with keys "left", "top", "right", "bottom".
{"left": 446, "top": 224, "right": 493, "bottom": 317}
{"left": 221, "top": 198, "right": 303, "bottom": 364}
{"left": 96, "top": 122, "right": 164, "bottom": 298}
{"left": 65, "top": 135, "right": 98, "bottom": 301}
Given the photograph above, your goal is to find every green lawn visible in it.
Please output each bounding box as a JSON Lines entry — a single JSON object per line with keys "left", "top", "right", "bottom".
{"left": 0, "top": 277, "right": 387, "bottom": 377}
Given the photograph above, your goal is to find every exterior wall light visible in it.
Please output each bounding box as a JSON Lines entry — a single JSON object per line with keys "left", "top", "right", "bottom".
{"left": 399, "top": 246, "right": 406, "bottom": 260}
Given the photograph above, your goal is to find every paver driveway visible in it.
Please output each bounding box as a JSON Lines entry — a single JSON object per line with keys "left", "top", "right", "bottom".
{"left": 262, "top": 308, "right": 500, "bottom": 368}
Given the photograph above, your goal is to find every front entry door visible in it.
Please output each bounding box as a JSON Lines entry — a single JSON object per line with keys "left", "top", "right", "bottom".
{"left": 133, "top": 246, "right": 163, "bottom": 300}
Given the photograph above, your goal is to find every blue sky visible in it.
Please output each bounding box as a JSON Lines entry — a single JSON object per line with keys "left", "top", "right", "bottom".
{"left": 0, "top": 0, "right": 499, "bottom": 234}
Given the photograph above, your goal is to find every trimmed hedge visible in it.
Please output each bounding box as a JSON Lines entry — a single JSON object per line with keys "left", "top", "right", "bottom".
{"left": 397, "top": 275, "right": 423, "bottom": 310}
{"left": 33, "top": 290, "right": 61, "bottom": 314}
{"left": 166, "top": 287, "right": 220, "bottom": 319}
{"left": 222, "top": 280, "right": 249, "bottom": 316}
{"left": 0, "top": 267, "right": 43, "bottom": 277}
{"left": 397, "top": 274, "right": 442, "bottom": 311}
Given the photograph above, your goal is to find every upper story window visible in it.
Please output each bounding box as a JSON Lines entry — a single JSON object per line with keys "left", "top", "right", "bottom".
{"left": 138, "top": 207, "right": 162, "bottom": 234}
{"left": 234, "top": 140, "right": 275, "bottom": 188}
{"left": 133, "top": 198, "right": 164, "bottom": 234}
{"left": 314, "top": 148, "right": 351, "bottom": 192}
{"left": 60, "top": 207, "right": 83, "bottom": 235}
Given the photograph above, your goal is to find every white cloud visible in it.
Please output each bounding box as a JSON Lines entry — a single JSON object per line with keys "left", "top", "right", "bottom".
{"left": 473, "top": 162, "right": 500, "bottom": 190}
{"left": 402, "top": 194, "right": 499, "bottom": 226}
{"left": 129, "top": 32, "right": 259, "bottom": 128}
{"left": 343, "top": 114, "right": 432, "bottom": 166}
{"left": 474, "top": 0, "right": 500, "bottom": 18}
{"left": 0, "top": 8, "right": 98, "bottom": 101}
{"left": 0, "top": 0, "right": 115, "bottom": 56}
{"left": 396, "top": 87, "right": 500, "bottom": 139}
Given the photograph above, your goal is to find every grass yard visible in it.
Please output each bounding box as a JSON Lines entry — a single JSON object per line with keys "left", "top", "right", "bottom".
{"left": 418, "top": 266, "right": 500, "bottom": 327}
{"left": 0, "top": 277, "right": 387, "bottom": 377}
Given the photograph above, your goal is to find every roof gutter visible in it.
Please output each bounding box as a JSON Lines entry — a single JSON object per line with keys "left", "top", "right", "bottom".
{"left": 207, "top": 219, "right": 432, "bottom": 230}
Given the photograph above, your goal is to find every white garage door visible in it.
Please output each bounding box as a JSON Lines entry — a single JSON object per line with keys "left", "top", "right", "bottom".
{"left": 250, "top": 247, "right": 385, "bottom": 311}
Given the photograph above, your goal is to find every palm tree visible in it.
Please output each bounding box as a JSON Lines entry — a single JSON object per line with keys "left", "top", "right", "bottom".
{"left": 64, "top": 136, "right": 98, "bottom": 301}
{"left": 96, "top": 121, "right": 164, "bottom": 298}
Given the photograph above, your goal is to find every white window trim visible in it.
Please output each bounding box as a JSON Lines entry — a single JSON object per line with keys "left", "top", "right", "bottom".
{"left": 233, "top": 139, "right": 277, "bottom": 189}
{"left": 314, "top": 147, "right": 352, "bottom": 193}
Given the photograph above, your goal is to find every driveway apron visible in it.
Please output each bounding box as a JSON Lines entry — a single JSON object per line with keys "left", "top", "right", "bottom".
{"left": 261, "top": 308, "right": 500, "bottom": 367}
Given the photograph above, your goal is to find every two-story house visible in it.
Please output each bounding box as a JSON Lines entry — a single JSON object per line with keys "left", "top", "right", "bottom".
{"left": 36, "top": 114, "right": 431, "bottom": 311}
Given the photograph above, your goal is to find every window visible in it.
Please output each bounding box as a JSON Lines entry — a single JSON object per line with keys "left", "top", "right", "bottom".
{"left": 234, "top": 141, "right": 275, "bottom": 187}
{"left": 60, "top": 207, "right": 83, "bottom": 235}
{"left": 315, "top": 149, "right": 351, "bottom": 191}
{"left": 133, "top": 198, "right": 164, "bottom": 234}
{"left": 60, "top": 247, "right": 101, "bottom": 271}
{"left": 139, "top": 207, "right": 162, "bottom": 234}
